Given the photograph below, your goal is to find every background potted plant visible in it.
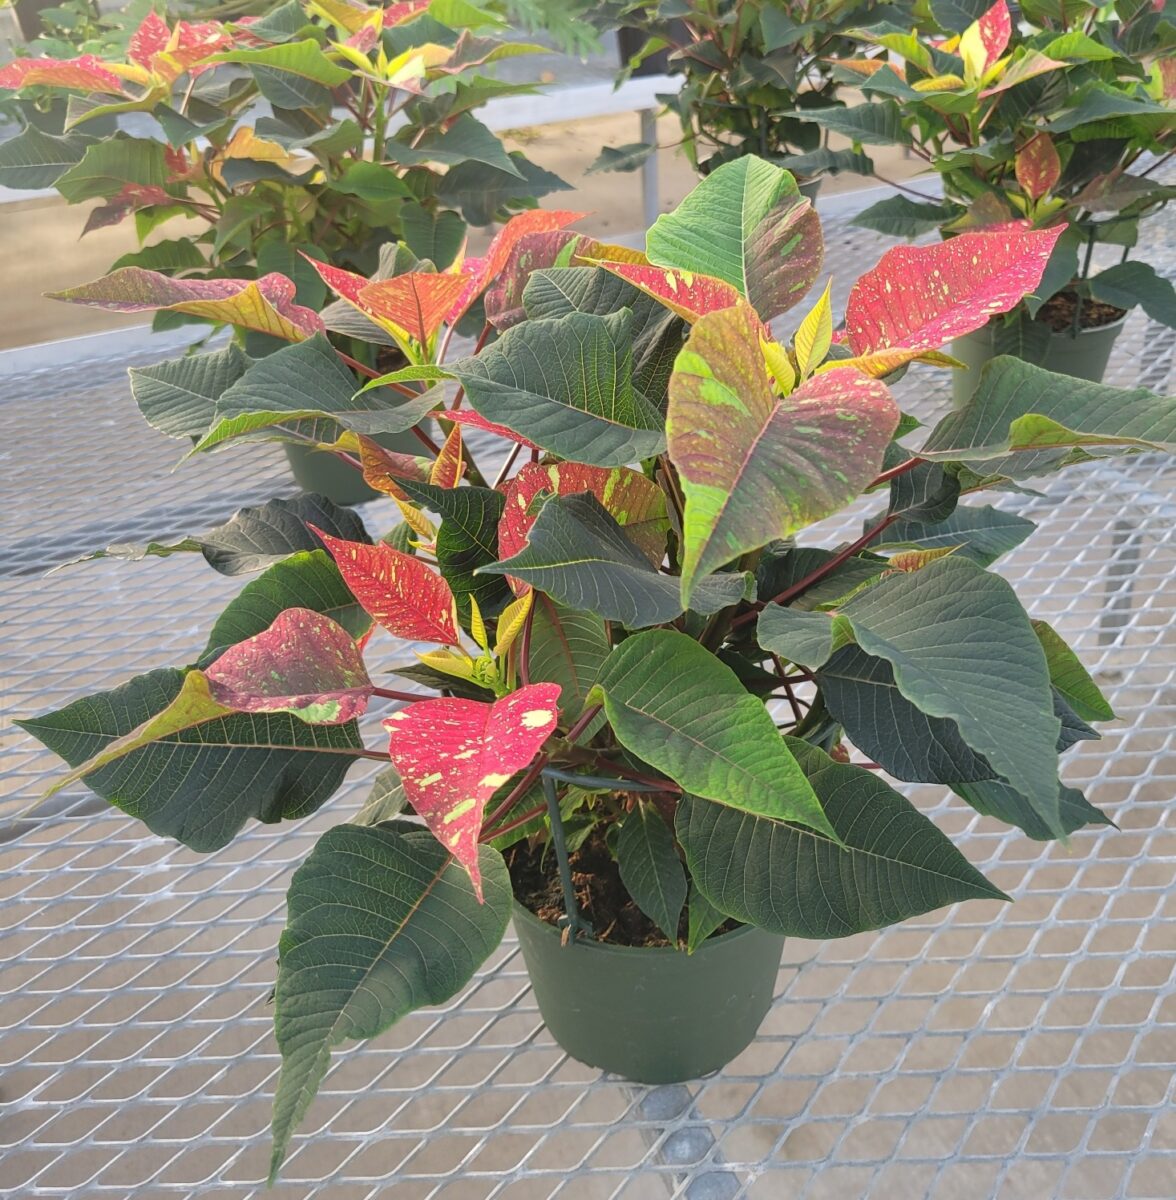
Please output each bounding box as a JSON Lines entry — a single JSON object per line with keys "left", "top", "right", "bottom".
{"left": 0, "top": 0, "right": 568, "bottom": 500}
{"left": 22, "top": 154, "right": 1176, "bottom": 1182}
{"left": 588, "top": 0, "right": 882, "bottom": 192}
{"left": 813, "top": 0, "right": 1176, "bottom": 400}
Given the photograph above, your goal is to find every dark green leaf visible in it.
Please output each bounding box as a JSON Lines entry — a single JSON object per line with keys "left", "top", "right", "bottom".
{"left": 757, "top": 605, "right": 843, "bottom": 671}
{"left": 400, "top": 203, "right": 466, "bottom": 271}
{"left": 852, "top": 196, "right": 963, "bottom": 237}
{"left": 481, "top": 494, "right": 749, "bottom": 628}
{"left": 54, "top": 135, "right": 168, "bottom": 202}
{"left": 437, "top": 152, "right": 571, "bottom": 226}
{"left": 953, "top": 779, "right": 1114, "bottom": 841}
{"left": 587, "top": 142, "right": 656, "bottom": 173}
{"left": 204, "top": 549, "right": 370, "bottom": 655}
{"left": 354, "top": 766, "right": 408, "bottom": 826}
{"left": 592, "top": 630, "right": 833, "bottom": 834}
{"left": 526, "top": 596, "right": 611, "bottom": 722}
{"left": 270, "top": 825, "right": 511, "bottom": 1180}
{"left": 865, "top": 503, "right": 1036, "bottom": 566}
{"left": 805, "top": 101, "right": 908, "bottom": 146}
{"left": 1090, "top": 261, "right": 1176, "bottom": 328}
{"left": 778, "top": 148, "right": 875, "bottom": 177}
{"left": 394, "top": 479, "right": 509, "bottom": 618}
{"left": 19, "top": 668, "right": 361, "bottom": 852}
{"left": 686, "top": 884, "right": 730, "bottom": 953}
{"left": 112, "top": 239, "right": 207, "bottom": 273}
{"left": 384, "top": 112, "right": 522, "bottom": 177}
{"left": 676, "top": 740, "right": 1007, "bottom": 939}
{"left": 449, "top": 310, "right": 666, "bottom": 467}
{"left": 616, "top": 803, "right": 687, "bottom": 942}
{"left": 129, "top": 344, "right": 252, "bottom": 439}
{"left": 0, "top": 124, "right": 92, "bottom": 188}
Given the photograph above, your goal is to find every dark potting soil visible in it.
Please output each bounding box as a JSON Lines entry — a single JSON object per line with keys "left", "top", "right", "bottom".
{"left": 1036, "top": 290, "right": 1126, "bottom": 333}
{"left": 507, "top": 827, "right": 738, "bottom": 949}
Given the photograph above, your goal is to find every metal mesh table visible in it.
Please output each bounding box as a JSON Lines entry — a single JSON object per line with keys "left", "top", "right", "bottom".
{"left": 2, "top": 213, "right": 1175, "bottom": 1200}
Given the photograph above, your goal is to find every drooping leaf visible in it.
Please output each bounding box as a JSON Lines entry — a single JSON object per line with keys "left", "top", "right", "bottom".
{"left": 393, "top": 480, "right": 509, "bottom": 618}
{"left": 591, "top": 630, "right": 833, "bottom": 835}
{"left": 668, "top": 305, "right": 899, "bottom": 603}
{"left": 0, "top": 124, "right": 93, "bottom": 188}
{"left": 481, "top": 494, "right": 749, "bottom": 628}
{"left": 757, "top": 604, "right": 846, "bottom": 671}
{"left": 823, "top": 556, "right": 1061, "bottom": 831}
{"left": 204, "top": 550, "right": 370, "bottom": 655}
{"left": 195, "top": 335, "right": 441, "bottom": 451}
{"left": 686, "top": 885, "right": 729, "bottom": 954}
{"left": 919, "top": 358, "right": 1176, "bottom": 466}
{"left": 498, "top": 461, "right": 667, "bottom": 573}
{"left": 1032, "top": 620, "right": 1115, "bottom": 722}
{"left": 843, "top": 226, "right": 1064, "bottom": 355}
{"left": 20, "top": 668, "right": 361, "bottom": 851}
{"left": 199, "top": 494, "right": 371, "bottom": 575}
{"left": 526, "top": 596, "right": 611, "bottom": 722}
{"left": 129, "top": 344, "right": 251, "bottom": 439}
{"left": 616, "top": 803, "right": 687, "bottom": 942}
{"left": 865, "top": 502, "right": 1036, "bottom": 566}
{"left": 447, "top": 310, "right": 666, "bottom": 468}
{"left": 383, "top": 684, "right": 560, "bottom": 896}
{"left": 645, "top": 156, "right": 823, "bottom": 320}
{"left": 441, "top": 408, "right": 540, "bottom": 450}
{"left": 953, "top": 779, "right": 1114, "bottom": 841}
{"left": 676, "top": 740, "right": 1006, "bottom": 939}
{"left": 1089, "top": 262, "right": 1176, "bottom": 329}
{"left": 49, "top": 268, "right": 324, "bottom": 342}
{"left": 270, "top": 825, "right": 510, "bottom": 1180}
{"left": 313, "top": 529, "right": 462, "bottom": 646}
{"left": 204, "top": 608, "right": 373, "bottom": 724}
{"left": 353, "top": 765, "right": 408, "bottom": 826}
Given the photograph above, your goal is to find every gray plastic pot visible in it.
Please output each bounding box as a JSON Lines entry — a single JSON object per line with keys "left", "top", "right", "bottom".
{"left": 951, "top": 313, "right": 1127, "bottom": 406}
{"left": 513, "top": 902, "right": 785, "bottom": 1084}
{"left": 283, "top": 430, "right": 420, "bottom": 507}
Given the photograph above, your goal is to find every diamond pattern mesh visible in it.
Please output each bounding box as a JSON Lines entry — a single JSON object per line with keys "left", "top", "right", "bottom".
{"left": 2, "top": 213, "right": 1175, "bottom": 1200}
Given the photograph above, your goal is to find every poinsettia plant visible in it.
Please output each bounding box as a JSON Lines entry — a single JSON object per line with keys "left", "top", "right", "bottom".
{"left": 591, "top": 0, "right": 890, "bottom": 181}
{"left": 0, "top": 0, "right": 567, "bottom": 343}
{"left": 820, "top": 0, "right": 1176, "bottom": 336}
{"left": 22, "top": 155, "right": 1176, "bottom": 1179}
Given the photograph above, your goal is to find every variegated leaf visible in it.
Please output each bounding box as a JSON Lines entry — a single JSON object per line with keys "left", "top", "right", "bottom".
{"left": 595, "top": 262, "right": 745, "bottom": 324}
{"left": 312, "top": 527, "right": 462, "bottom": 646}
{"left": 205, "top": 608, "right": 373, "bottom": 724}
{"left": 842, "top": 226, "right": 1064, "bottom": 355}
{"left": 383, "top": 683, "right": 561, "bottom": 896}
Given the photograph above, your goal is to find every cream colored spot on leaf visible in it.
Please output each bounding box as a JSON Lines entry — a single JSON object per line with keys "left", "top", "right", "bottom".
{"left": 520, "top": 709, "right": 554, "bottom": 729}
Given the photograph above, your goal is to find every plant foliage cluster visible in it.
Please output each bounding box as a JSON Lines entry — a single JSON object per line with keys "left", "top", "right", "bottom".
{"left": 21, "top": 150, "right": 1176, "bottom": 1175}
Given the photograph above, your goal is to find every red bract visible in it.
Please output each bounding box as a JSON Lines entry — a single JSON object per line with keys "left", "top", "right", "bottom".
{"left": 384, "top": 683, "right": 561, "bottom": 898}
{"left": 974, "top": 0, "right": 1011, "bottom": 73}
{"left": 1015, "top": 134, "right": 1062, "bottom": 201}
{"left": 442, "top": 409, "right": 540, "bottom": 450}
{"left": 483, "top": 230, "right": 582, "bottom": 330}
{"left": 596, "top": 262, "right": 745, "bottom": 324}
{"left": 843, "top": 226, "right": 1064, "bottom": 355}
{"left": 312, "top": 527, "right": 463, "bottom": 647}
{"left": 205, "top": 608, "right": 373, "bottom": 725}
{"left": 359, "top": 272, "right": 470, "bottom": 345}
{"left": 128, "top": 11, "right": 171, "bottom": 68}
{"left": 383, "top": 0, "right": 432, "bottom": 26}
{"left": 0, "top": 55, "right": 127, "bottom": 95}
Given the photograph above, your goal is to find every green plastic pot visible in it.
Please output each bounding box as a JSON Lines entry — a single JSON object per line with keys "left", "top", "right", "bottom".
{"left": 512, "top": 901, "right": 785, "bottom": 1084}
{"left": 950, "top": 312, "right": 1127, "bottom": 406}
{"left": 283, "top": 430, "right": 421, "bottom": 507}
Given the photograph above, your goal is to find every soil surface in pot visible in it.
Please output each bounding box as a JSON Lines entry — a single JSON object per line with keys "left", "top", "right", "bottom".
{"left": 1037, "top": 290, "right": 1126, "bottom": 333}
{"left": 507, "top": 827, "right": 738, "bottom": 949}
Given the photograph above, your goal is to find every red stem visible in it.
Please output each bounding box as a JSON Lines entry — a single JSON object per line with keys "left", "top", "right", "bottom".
{"left": 480, "top": 801, "right": 546, "bottom": 843}
{"left": 565, "top": 703, "right": 603, "bottom": 746}
{"left": 480, "top": 755, "right": 548, "bottom": 834}
{"left": 868, "top": 456, "right": 924, "bottom": 489}
{"left": 371, "top": 686, "right": 427, "bottom": 703}
{"left": 731, "top": 512, "right": 902, "bottom": 628}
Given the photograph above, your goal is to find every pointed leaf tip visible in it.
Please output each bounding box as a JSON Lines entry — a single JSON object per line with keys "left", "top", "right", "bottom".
{"left": 384, "top": 683, "right": 561, "bottom": 896}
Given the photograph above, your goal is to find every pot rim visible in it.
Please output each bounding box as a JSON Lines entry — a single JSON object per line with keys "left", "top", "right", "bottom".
{"left": 511, "top": 896, "right": 759, "bottom": 958}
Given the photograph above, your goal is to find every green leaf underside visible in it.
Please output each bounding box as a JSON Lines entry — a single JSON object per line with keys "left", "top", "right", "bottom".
{"left": 954, "top": 780, "right": 1114, "bottom": 842}
{"left": 130, "top": 344, "right": 252, "bottom": 439}
{"left": 270, "top": 825, "right": 510, "bottom": 1180}
{"left": 18, "top": 668, "right": 360, "bottom": 851}
{"left": 197, "top": 335, "right": 439, "bottom": 451}
{"left": 592, "top": 630, "right": 834, "bottom": 835}
{"left": 676, "top": 740, "right": 1006, "bottom": 940}
{"left": 669, "top": 306, "right": 898, "bottom": 602}
{"left": 921, "top": 358, "right": 1176, "bottom": 465}
{"left": 866, "top": 503, "right": 1036, "bottom": 567}
{"left": 481, "top": 494, "right": 748, "bottom": 628}
{"left": 354, "top": 767, "right": 408, "bottom": 827}
{"left": 448, "top": 310, "right": 665, "bottom": 467}
{"left": 204, "top": 550, "right": 370, "bottom": 656}
{"left": 645, "top": 155, "right": 824, "bottom": 320}
{"left": 816, "top": 557, "right": 1062, "bottom": 833}
{"left": 686, "top": 885, "right": 730, "bottom": 954}
{"left": 616, "top": 804, "right": 688, "bottom": 942}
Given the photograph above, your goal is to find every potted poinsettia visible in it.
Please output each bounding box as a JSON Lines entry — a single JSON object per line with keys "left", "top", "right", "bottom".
{"left": 22, "top": 155, "right": 1176, "bottom": 1182}
{"left": 590, "top": 0, "right": 878, "bottom": 191}
{"left": 0, "top": 0, "right": 567, "bottom": 500}
{"left": 816, "top": 0, "right": 1176, "bottom": 400}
